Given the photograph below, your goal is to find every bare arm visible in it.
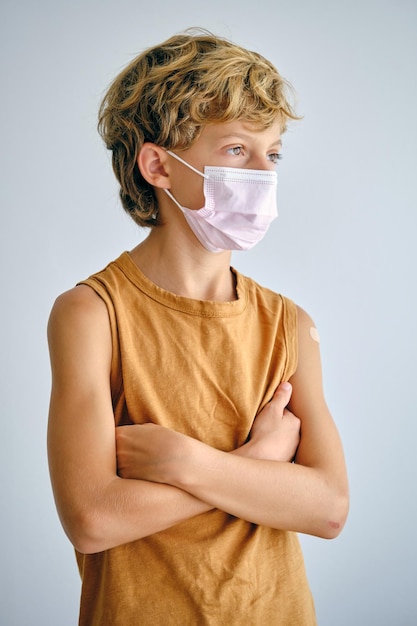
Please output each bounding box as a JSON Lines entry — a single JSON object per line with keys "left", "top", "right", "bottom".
{"left": 47, "top": 285, "right": 300, "bottom": 554}
{"left": 47, "top": 286, "right": 212, "bottom": 555}
{"left": 115, "top": 306, "right": 349, "bottom": 539}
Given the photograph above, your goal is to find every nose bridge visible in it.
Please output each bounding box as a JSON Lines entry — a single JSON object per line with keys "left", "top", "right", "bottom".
{"left": 247, "top": 149, "right": 274, "bottom": 171}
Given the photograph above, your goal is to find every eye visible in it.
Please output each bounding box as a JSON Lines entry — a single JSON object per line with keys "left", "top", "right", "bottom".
{"left": 226, "top": 146, "right": 243, "bottom": 156}
{"left": 268, "top": 152, "right": 283, "bottom": 164}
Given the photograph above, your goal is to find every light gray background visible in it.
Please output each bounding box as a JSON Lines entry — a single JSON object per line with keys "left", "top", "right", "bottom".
{"left": 1, "top": 1, "right": 416, "bottom": 624}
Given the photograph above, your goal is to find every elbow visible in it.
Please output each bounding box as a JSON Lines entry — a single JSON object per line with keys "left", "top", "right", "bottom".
{"left": 62, "top": 507, "right": 109, "bottom": 555}
{"left": 71, "top": 534, "right": 103, "bottom": 556}
{"left": 319, "top": 486, "right": 350, "bottom": 540}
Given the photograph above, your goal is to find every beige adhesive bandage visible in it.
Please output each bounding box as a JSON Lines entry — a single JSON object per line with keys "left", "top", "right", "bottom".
{"left": 310, "top": 327, "right": 320, "bottom": 343}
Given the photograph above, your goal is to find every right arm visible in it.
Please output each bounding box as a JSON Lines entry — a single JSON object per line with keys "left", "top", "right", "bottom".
{"left": 47, "top": 285, "right": 212, "bottom": 554}
{"left": 47, "top": 285, "right": 298, "bottom": 554}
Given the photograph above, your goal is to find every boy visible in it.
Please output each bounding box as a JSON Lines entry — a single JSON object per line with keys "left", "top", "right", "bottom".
{"left": 47, "top": 30, "right": 349, "bottom": 625}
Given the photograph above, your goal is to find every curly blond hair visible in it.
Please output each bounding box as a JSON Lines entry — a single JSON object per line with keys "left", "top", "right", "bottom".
{"left": 98, "top": 29, "right": 299, "bottom": 226}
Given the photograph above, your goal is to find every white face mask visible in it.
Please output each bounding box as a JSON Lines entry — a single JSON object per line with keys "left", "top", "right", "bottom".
{"left": 164, "top": 150, "right": 278, "bottom": 253}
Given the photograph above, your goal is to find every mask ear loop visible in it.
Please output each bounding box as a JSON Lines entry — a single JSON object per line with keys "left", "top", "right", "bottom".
{"left": 163, "top": 188, "right": 185, "bottom": 211}
{"left": 166, "top": 150, "right": 209, "bottom": 179}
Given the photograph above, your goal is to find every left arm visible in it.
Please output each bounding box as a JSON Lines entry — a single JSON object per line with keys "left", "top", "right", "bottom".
{"left": 117, "top": 306, "right": 349, "bottom": 539}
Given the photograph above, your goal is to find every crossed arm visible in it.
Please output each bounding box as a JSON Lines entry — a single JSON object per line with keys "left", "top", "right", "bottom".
{"left": 47, "top": 285, "right": 349, "bottom": 555}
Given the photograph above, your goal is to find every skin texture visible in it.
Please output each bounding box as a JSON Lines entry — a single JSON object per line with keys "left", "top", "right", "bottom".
{"left": 47, "top": 120, "right": 349, "bottom": 554}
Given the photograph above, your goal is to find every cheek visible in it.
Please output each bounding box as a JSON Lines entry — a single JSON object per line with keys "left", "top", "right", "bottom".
{"left": 172, "top": 173, "right": 205, "bottom": 210}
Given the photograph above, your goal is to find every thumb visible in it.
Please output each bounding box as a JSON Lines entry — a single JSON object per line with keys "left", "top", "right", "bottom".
{"left": 272, "top": 382, "right": 292, "bottom": 409}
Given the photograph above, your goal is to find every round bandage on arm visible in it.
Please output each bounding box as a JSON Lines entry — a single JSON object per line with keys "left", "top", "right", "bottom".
{"left": 309, "top": 327, "right": 320, "bottom": 343}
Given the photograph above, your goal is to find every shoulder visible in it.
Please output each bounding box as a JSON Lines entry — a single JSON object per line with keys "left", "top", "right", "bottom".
{"left": 48, "top": 286, "right": 111, "bottom": 361}
{"left": 295, "top": 305, "right": 322, "bottom": 361}
{"left": 290, "top": 304, "right": 324, "bottom": 397}
{"left": 295, "top": 305, "right": 319, "bottom": 340}
{"left": 49, "top": 284, "right": 108, "bottom": 328}
{"left": 48, "top": 286, "right": 113, "bottom": 395}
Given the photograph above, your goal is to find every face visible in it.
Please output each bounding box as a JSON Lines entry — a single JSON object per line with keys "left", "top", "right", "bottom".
{"left": 166, "top": 118, "right": 282, "bottom": 211}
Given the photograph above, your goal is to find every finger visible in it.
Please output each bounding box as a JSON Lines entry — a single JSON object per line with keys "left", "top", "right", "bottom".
{"left": 271, "top": 382, "right": 292, "bottom": 410}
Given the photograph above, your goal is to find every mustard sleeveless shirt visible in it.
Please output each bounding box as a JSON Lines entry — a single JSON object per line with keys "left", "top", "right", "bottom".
{"left": 76, "top": 252, "right": 316, "bottom": 626}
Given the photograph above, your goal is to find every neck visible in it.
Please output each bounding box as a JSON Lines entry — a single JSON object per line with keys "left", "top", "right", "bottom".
{"left": 130, "top": 226, "right": 236, "bottom": 302}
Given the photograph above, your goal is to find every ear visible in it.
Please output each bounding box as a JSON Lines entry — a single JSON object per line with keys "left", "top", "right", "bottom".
{"left": 137, "top": 143, "right": 171, "bottom": 189}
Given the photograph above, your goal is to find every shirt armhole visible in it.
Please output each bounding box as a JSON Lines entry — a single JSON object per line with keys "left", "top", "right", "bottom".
{"left": 280, "top": 295, "right": 298, "bottom": 381}
{"left": 77, "top": 278, "right": 123, "bottom": 409}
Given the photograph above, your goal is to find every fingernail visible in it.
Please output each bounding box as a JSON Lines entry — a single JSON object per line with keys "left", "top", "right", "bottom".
{"left": 281, "top": 382, "right": 292, "bottom": 391}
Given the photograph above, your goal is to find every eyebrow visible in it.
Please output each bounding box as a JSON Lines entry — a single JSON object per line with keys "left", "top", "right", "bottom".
{"left": 217, "top": 133, "right": 282, "bottom": 148}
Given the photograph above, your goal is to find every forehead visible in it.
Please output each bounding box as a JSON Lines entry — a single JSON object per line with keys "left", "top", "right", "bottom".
{"left": 200, "top": 119, "right": 282, "bottom": 145}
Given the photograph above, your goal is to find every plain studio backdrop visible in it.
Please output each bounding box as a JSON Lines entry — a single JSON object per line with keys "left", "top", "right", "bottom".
{"left": 1, "top": 1, "right": 416, "bottom": 624}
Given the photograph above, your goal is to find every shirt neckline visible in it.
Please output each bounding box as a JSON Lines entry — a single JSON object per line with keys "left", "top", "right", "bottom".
{"left": 114, "top": 251, "right": 248, "bottom": 318}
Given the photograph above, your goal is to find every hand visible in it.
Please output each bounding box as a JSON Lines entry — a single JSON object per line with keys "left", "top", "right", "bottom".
{"left": 235, "top": 382, "right": 300, "bottom": 462}
{"left": 116, "top": 382, "right": 300, "bottom": 485}
{"left": 116, "top": 422, "right": 198, "bottom": 484}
